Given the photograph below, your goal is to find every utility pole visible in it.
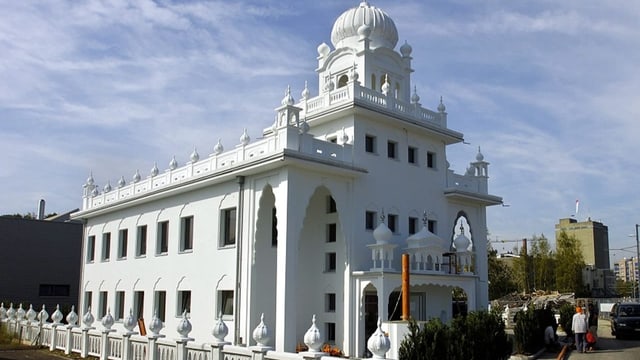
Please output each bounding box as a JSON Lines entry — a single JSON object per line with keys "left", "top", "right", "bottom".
{"left": 636, "top": 224, "right": 639, "bottom": 301}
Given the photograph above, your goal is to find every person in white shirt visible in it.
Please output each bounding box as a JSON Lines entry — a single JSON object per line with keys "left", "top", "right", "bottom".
{"left": 571, "top": 306, "right": 588, "bottom": 353}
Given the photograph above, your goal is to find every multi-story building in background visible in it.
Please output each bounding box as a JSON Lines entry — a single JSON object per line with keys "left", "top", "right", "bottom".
{"left": 556, "top": 217, "right": 614, "bottom": 296}
{"left": 614, "top": 257, "right": 639, "bottom": 283}
{"left": 555, "top": 217, "right": 610, "bottom": 269}
{"left": 0, "top": 208, "right": 83, "bottom": 312}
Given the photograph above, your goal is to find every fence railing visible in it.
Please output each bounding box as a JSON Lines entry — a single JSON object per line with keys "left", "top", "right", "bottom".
{"left": 0, "top": 304, "right": 393, "bottom": 360}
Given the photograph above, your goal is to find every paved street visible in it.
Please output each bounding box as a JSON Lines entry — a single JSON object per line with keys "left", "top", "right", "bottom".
{"left": 563, "top": 321, "right": 640, "bottom": 360}
{"left": 534, "top": 320, "right": 640, "bottom": 360}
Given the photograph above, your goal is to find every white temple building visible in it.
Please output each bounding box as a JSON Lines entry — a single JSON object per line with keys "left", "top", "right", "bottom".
{"left": 72, "top": 2, "right": 502, "bottom": 357}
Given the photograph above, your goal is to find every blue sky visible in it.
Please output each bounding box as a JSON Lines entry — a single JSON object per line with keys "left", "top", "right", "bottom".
{"left": 1, "top": 0, "right": 639, "bottom": 265}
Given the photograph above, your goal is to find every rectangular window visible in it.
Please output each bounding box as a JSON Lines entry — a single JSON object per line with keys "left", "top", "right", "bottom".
{"left": 408, "top": 217, "right": 419, "bottom": 235}
{"left": 387, "top": 214, "right": 398, "bottom": 233}
{"left": 365, "top": 135, "right": 376, "bottom": 153}
{"left": 115, "top": 291, "right": 125, "bottom": 321}
{"left": 136, "top": 225, "right": 147, "bottom": 257}
{"left": 326, "top": 293, "right": 336, "bottom": 312}
{"left": 134, "top": 291, "right": 144, "bottom": 320}
{"left": 427, "top": 151, "right": 436, "bottom": 169}
{"left": 365, "top": 211, "right": 377, "bottom": 230}
{"left": 327, "top": 223, "right": 337, "bottom": 243}
{"left": 327, "top": 196, "right": 337, "bottom": 213}
{"left": 408, "top": 146, "right": 417, "bottom": 164}
{"left": 180, "top": 216, "right": 194, "bottom": 252}
{"left": 219, "top": 290, "right": 234, "bottom": 317}
{"left": 39, "top": 284, "right": 70, "bottom": 297}
{"left": 177, "top": 290, "right": 191, "bottom": 316}
{"left": 84, "top": 292, "right": 92, "bottom": 313}
{"left": 326, "top": 322, "right": 336, "bottom": 342}
{"left": 87, "top": 236, "right": 95, "bottom": 262}
{"left": 157, "top": 221, "right": 169, "bottom": 254}
{"left": 326, "top": 252, "right": 337, "bottom": 272}
{"left": 271, "top": 207, "right": 278, "bottom": 247}
{"left": 154, "top": 291, "right": 166, "bottom": 322}
{"left": 102, "top": 233, "right": 111, "bottom": 261}
{"left": 387, "top": 141, "right": 397, "bottom": 159}
{"left": 428, "top": 220, "right": 437, "bottom": 234}
{"left": 222, "top": 208, "right": 237, "bottom": 246}
{"left": 99, "top": 291, "right": 108, "bottom": 319}
{"left": 118, "top": 229, "right": 128, "bottom": 259}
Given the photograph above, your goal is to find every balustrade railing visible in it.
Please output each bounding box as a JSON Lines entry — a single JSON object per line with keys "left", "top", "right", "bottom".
{"left": 82, "top": 125, "right": 355, "bottom": 211}
{"left": 0, "top": 304, "right": 391, "bottom": 360}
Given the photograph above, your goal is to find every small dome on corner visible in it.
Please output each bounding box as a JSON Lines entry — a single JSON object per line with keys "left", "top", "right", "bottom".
{"left": 317, "top": 42, "right": 330, "bottom": 57}
{"left": 400, "top": 41, "right": 412, "bottom": 57}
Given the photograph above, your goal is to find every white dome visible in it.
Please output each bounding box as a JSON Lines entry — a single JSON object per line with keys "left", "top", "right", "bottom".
{"left": 407, "top": 225, "right": 445, "bottom": 250}
{"left": 331, "top": 2, "right": 398, "bottom": 50}
{"left": 454, "top": 224, "right": 471, "bottom": 252}
{"left": 373, "top": 222, "right": 392, "bottom": 244}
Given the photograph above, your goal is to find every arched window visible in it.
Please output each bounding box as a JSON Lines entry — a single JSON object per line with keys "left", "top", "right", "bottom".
{"left": 371, "top": 74, "right": 376, "bottom": 90}
{"left": 395, "top": 82, "right": 400, "bottom": 98}
{"left": 338, "top": 74, "right": 348, "bottom": 88}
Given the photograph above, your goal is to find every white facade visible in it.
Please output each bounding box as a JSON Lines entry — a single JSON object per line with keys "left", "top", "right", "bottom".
{"left": 72, "top": 2, "right": 501, "bottom": 357}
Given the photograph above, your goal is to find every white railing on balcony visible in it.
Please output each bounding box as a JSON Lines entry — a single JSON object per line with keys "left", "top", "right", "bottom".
{"left": 82, "top": 126, "right": 354, "bottom": 212}
{"left": 301, "top": 82, "right": 444, "bottom": 129}
{"left": 446, "top": 171, "right": 488, "bottom": 195}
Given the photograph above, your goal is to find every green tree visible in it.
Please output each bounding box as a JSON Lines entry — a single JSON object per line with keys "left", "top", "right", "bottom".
{"left": 555, "top": 231, "right": 585, "bottom": 293}
{"left": 512, "top": 243, "right": 530, "bottom": 293}
{"left": 615, "top": 279, "right": 634, "bottom": 297}
{"left": 488, "top": 247, "right": 518, "bottom": 299}
{"left": 529, "top": 235, "right": 556, "bottom": 291}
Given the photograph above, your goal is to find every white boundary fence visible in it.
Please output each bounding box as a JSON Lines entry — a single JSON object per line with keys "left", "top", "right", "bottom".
{"left": 0, "top": 304, "right": 393, "bottom": 360}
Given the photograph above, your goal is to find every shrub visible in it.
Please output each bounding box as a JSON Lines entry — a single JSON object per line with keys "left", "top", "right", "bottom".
{"left": 399, "top": 311, "right": 511, "bottom": 360}
{"left": 559, "top": 303, "right": 575, "bottom": 339}
{"left": 513, "top": 306, "right": 556, "bottom": 355}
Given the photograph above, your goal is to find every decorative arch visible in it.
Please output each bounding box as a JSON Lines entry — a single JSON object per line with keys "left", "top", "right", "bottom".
{"left": 250, "top": 183, "right": 278, "bottom": 345}
{"left": 338, "top": 74, "right": 349, "bottom": 88}
{"left": 452, "top": 212, "right": 474, "bottom": 274}
{"left": 451, "top": 211, "right": 473, "bottom": 250}
{"left": 296, "top": 185, "right": 346, "bottom": 346}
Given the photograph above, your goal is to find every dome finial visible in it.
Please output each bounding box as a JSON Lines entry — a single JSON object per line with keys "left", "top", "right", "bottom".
{"left": 86, "top": 171, "right": 95, "bottom": 186}
{"left": 411, "top": 85, "right": 420, "bottom": 104}
{"left": 381, "top": 74, "right": 390, "bottom": 95}
{"left": 301, "top": 81, "right": 310, "bottom": 100}
{"left": 438, "top": 96, "right": 446, "bottom": 113}
{"left": 281, "top": 85, "right": 295, "bottom": 106}
{"left": 400, "top": 40, "right": 412, "bottom": 57}
{"left": 476, "top": 146, "right": 484, "bottom": 161}
{"left": 190, "top": 147, "right": 200, "bottom": 163}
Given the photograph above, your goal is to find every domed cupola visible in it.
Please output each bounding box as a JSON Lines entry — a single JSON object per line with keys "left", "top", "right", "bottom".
{"left": 373, "top": 219, "right": 392, "bottom": 244}
{"left": 453, "top": 223, "right": 471, "bottom": 252}
{"left": 407, "top": 222, "right": 444, "bottom": 251}
{"left": 331, "top": 1, "right": 398, "bottom": 50}
{"left": 405, "top": 212, "right": 446, "bottom": 272}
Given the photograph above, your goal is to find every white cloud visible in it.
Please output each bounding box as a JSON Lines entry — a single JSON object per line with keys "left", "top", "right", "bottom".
{"left": 1, "top": 0, "right": 639, "bottom": 265}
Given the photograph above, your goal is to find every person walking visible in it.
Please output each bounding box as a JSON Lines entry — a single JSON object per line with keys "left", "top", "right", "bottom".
{"left": 572, "top": 306, "right": 588, "bottom": 353}
{"left": 587, "top": 303, "right": 598, "bottom": 351}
